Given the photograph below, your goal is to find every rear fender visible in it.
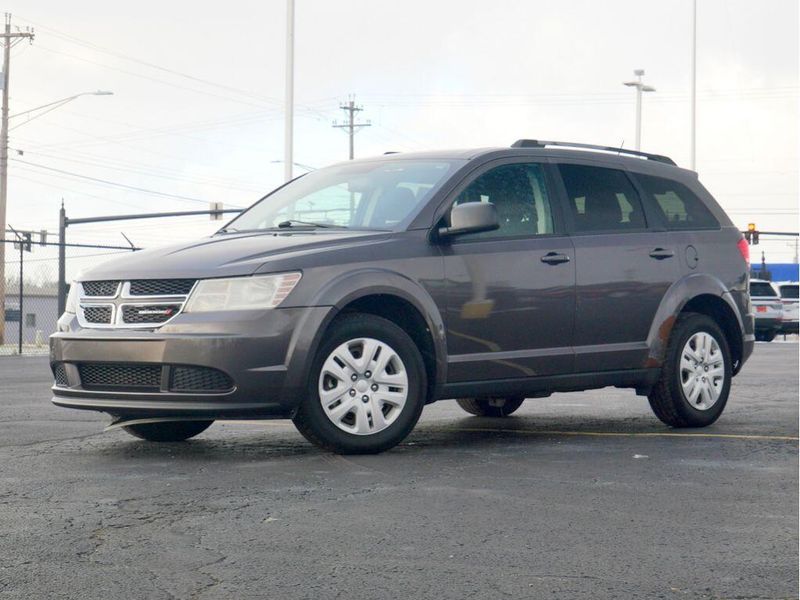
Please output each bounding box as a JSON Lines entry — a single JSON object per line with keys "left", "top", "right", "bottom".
{"left": 645, "top": 273, "right": 743, "bottom": 367}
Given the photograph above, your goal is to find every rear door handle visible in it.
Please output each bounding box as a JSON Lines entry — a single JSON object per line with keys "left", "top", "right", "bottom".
{"left": 541, "top": 252, "right": 571, "bottom": 265}
{"left": 649, "top": 248, "right": 674, "bottom": 260}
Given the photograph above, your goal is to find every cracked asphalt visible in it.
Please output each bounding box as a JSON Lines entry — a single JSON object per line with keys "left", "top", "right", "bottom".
{"left": 0, "top": 343, "right": 797, "bottom": 599}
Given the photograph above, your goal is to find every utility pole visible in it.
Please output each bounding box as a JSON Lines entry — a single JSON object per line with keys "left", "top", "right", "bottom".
{"left": 0, "top": 14, "right": 34, "bottom": 345}
{"left": 332, "top": 96, "right": 371, "bottom": 159}
{"left": 623, "top": 69, "right": 656, "bottom": 151}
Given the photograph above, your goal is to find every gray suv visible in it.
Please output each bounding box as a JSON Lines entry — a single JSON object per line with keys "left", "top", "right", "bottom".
{"left": 50, "top": 140, "right": 755, "bottom": 454}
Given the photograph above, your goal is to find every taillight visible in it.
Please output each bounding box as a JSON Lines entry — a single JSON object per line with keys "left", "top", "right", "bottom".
{"left": 737, "top": 238, "right": 750, "bottom": 265}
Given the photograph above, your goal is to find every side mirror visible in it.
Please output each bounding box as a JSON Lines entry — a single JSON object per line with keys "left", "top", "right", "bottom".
{"left": 438, "top": 202, "right": 499, "bottom": 238}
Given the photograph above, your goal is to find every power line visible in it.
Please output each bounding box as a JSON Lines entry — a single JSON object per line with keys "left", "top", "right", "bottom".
{"left": 15, "top": 148, "right": 264, "bottom": 193}
{"left": 10, "top": 158, "right": 239, "bottom": 206}
{"left": 16, "top": 15, "right": 282, "bottom": 105}
{"left": 33, "top": 44, "right": 273, "bottom": 110}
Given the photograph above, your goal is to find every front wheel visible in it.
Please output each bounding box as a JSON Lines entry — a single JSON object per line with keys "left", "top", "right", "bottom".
{"left": 122, "top": 420, "right": 213, "bottom": 442}
{"left": 292, "top": 314, "right": 427, "bottom": 454}
{"left": 648, "top": 313, "right": 731, "bottom": 428}
{"left": 456, "top": 397, "right": 524, "bottom": 417}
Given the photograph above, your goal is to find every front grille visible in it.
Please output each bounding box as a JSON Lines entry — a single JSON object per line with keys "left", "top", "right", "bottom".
{"left": 121, "top": 304, "right": 181, "bottom": 324}
{"left": 53, "top": 363, "right": 69, "bottom": 387}
{"left": 83, "top": 305, "right": 113, "bottom": 324}
{"left": 78, "top": 363, "right": 162, "bottom": 391}
{"left": 170, "top": 366, "right": 234, "bottom": 393}
{"left": 82, "top": 281, "right": 120, "bottom": 297}
{"left": 129, "top": 279, "right": 196, "bottom": 296}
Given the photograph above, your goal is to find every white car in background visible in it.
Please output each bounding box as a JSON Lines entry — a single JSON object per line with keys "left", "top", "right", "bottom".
{"left": 750, "top": 279, "right": 783, "bottom": 342}
{"left": 776, "top": 282, "right": 799, "bottom": 335}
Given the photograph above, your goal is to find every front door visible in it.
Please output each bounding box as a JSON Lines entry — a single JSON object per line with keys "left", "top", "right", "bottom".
{"left": 441, "top": 161, "right": 576, "bottom": 382}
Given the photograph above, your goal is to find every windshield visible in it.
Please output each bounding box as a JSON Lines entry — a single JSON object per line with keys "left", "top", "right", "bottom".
{"left": 224, "top": 159, "right": 463, "bottom": 232}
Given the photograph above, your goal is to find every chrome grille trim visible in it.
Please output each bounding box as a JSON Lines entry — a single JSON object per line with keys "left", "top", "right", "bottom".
{"left": 76, "top": 279, "right": 196, "bottom": 329}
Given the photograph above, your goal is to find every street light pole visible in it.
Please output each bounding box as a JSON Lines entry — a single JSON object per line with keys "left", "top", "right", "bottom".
{"left": 284, "top": 0, "right": 295, "bottom": 183}
{"left": 690, "top": 0, "right": 697, "bottom": 170}
{"left": 623, "top": 69, "right": 656, "bottom": 151}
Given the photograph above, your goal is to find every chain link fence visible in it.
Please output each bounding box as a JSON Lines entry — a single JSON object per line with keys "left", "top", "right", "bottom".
{"left": 1, "top": 236, "right": 134, "bottom": 355}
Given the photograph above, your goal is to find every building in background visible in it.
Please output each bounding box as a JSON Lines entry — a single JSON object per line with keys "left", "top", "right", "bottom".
{"left": 3, "top": 291, "right": 58, "bottom": 348}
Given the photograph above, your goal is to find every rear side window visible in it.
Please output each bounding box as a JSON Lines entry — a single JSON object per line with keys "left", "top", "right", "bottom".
{"left": 750, "top": 282, "right": 778, "bottom": 297}
{"left": 558, "top": 164, "right": 646, "bottom": 232}
{"left": 636, "top": 174, "right": 718, "bottom": 230}
{"left": 779, "top": 284, "right": 798, "bottom": 299}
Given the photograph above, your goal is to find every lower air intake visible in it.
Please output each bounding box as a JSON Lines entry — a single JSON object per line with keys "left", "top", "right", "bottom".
{"left": 79, "top": 363, "right": 162, "bottom": 392}
{"left": 170, "top": 366, "right": 234, "bottom": 393}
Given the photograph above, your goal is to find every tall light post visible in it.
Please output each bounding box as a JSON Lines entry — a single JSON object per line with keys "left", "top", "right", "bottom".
{"left": 0, "top": 89, "right": 112, "bottom": 344}
{"left": 623, "top": 69, "right": 656, "bottom": 151}
{"left": 284, "top": 0, "right": 295, "bottom": 182}
{"left": 690, "top": 0, "right": 697, "bottom": 170}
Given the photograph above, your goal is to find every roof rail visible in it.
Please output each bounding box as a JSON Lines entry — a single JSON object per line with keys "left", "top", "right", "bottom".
{"left": 510, "top": 139, "right": 677, "bottom": 166}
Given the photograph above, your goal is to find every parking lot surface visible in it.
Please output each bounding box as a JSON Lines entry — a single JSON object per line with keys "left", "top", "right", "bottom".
{"left": 0, "top": 343, "right": 797, "bottom": 599}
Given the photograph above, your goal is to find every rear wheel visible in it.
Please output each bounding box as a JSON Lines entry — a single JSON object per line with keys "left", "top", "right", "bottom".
{"left": 122, "top": 420, "right": 213, "bottom": 442}
{"left": 648, "top": 313, "right": 731, "bottom": 428}
{"left": 761, "top": 330, "right": 777, "bottom": 343}
{"left": 456, "top": 397, "right": 524, "bottom": 417}
{"left": 292, "top": 314, "right": 427, "bottom": 454}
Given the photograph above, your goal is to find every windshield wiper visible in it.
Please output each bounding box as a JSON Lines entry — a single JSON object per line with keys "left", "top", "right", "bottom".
{"left": 277, "top": 219, "right": 345, "bottom": 229}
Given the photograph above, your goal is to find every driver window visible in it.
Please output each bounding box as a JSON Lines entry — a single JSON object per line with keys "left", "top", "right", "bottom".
{"left": 452, "top": 163, "right": 554, "bottom": 239}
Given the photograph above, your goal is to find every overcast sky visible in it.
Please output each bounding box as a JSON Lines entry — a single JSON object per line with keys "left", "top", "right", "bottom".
{"left": 4, "top": 0, "right": 799, "bottom": 269}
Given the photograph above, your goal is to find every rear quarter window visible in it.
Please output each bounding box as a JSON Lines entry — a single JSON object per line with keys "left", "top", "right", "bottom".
{"left": 636, "top": 173, "right": 719, "bottom": 230}
{"left": 779, "top": 284, "right": 798, "bottom": 299}
{"left": 750, "top": 282, "right": 778, "bottom": 297}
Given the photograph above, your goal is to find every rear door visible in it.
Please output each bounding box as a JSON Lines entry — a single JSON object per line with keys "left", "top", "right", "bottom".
{"left": 553, "top": 161, "right": 678, "bottom": 372}
{"left": 441, "top": 160, "right": 576, "bottom": 381}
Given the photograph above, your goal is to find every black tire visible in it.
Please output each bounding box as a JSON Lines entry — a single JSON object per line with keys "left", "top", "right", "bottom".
{"left": 754, "top": 331, "right": 766, "bottom": 342}
{"left": 648, "top": 313, "right": 732, "bottom": 428}
{"left": 761, "top": 330, "right": 777, "bottom": 343}
{"left": 456, "top": 397, "right": 524, "bottom": 417}
{"left": 292, "top": 314, "right": 427, "bottom": 454}
{"left": 122, "top": 420, "right": 213, "bottom": 442}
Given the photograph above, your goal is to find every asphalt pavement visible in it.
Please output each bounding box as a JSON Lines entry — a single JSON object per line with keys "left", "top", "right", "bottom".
{"left": 0, "top": 343, "right": 797, "bottom": 599}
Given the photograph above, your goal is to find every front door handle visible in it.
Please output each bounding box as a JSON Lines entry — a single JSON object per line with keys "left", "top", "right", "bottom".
{"left": 649, "top": 248, "right": 674, "bottom": 260}
{"left": 541, "top": 252, "right": 571, "bottom": 265}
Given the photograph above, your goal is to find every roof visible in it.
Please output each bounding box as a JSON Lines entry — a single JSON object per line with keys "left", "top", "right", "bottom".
{"left": 348, "top": 143, "right": 692, "bottom": 176}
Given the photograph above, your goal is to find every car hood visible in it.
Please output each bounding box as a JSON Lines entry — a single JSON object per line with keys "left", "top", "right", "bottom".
{"left": 79, "top": 230, "right": 390, "bottom": 281}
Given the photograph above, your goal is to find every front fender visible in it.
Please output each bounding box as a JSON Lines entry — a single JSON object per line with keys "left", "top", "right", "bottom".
{"left": 282, "top": 268, "right": 448, "bottom": 407}
{"left": 645, "top": 272, "right": 742, "bottom": 367}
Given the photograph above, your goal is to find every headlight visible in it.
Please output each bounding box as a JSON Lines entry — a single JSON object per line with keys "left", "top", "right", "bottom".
{"left": 65, "top": 282, "right": 79, "bottom": 314}
{"left": 184, "top": 272, "right": 302, "bottom": 312}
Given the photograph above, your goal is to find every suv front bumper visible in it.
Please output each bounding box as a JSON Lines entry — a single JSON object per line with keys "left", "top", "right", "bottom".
{"left": 50, "top": 306, "right": 331, "bottom": 419}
